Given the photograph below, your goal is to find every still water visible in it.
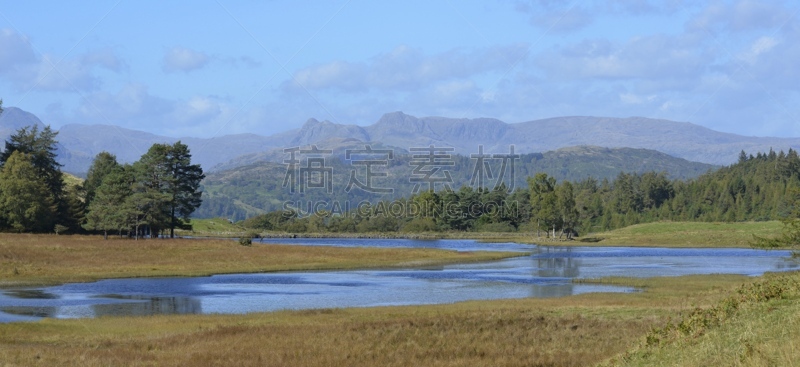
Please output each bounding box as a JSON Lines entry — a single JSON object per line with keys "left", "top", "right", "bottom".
{"left": 1, "top": 239, "right": 797, "bottom": 322}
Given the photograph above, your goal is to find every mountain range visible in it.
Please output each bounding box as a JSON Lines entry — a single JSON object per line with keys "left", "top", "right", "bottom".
{"left": 1, "top": 106, "right": 799, "bottom": 175}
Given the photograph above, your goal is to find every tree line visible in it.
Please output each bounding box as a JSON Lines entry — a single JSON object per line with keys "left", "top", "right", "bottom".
{"left": 0, "top": 105, "right": 204, "bottom": 238}
{"left": 242, "top": 148, "right": 800, "bottom": 238}
{"left": 83, "top": 142, "right": 205, "bottom": 239}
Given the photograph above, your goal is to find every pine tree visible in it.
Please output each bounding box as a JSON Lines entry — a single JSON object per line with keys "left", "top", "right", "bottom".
{"left": 164, "top": 142, "right": 205, "bottom": 238}
{"left": 0, "top": 125, "right": 64, "bottom": 203}
{"left": 84, "top": 152, "right": 119, "bottom": 206}
{"left": 85, "top": 166, "right": 133, "bottom": 239}
{"left": 0, "top": 125, "right": 70, "bottom": 230}
{"left": 131, "top": 142, "right": 204, "bottom": 238}
{"left": 0, "top": 151, "right": 56, "bottom": 232}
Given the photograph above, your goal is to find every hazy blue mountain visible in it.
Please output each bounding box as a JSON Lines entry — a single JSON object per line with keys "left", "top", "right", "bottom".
{"left": 2, "top": 107, "right": 798, "bottom": 175}
{"left": 211, "top": 137, "right": 408, "bottom": 172}
{"left": 229, "top": 111, "right": 800, "bottom": 167}
{"left": 291, "top": 118, "right": 370, "bottom": 146}
{"left": 0, "top": 107, "right": 46, "bottom": 136}
{"left": 296, "top": 112, "right": 800, "bottom": 166}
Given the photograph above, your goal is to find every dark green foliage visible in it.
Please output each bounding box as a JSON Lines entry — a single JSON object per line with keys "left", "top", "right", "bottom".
{"left": 164, "top": 142, "right": 205, "bottom": 237}
{"left": 80, "top": 143, "right": 204, "bottom": 239}
{"left": 84, "top": 152, "right": 119, "bottom": 206}
{"left": 0, "top": 125, "right": 82, "bottom": 232}
{"left": 238, "top": 149, "right": 800, "bottom": 237}
{"left": 752, "top": 187, "right": 800, "bottom": 251}
{"left": 0, "top": 151, "right": 56, "bottom": 232}
{"left": 0, "top": 125, "right": 64, "bottom": 204}
{"left": 128, "top": 142, "right": 205, "bottom": 238}
{"left": 84, "top": 165, "right": 134, "bottom": 239}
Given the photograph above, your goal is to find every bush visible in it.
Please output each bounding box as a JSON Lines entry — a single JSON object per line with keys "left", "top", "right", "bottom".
{"left": 239, "top": 230, "right": 260, "bottom": 246}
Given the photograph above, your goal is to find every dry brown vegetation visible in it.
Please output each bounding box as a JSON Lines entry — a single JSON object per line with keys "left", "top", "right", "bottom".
{"left": 0, "top": 274, "right": 752, "bottom": 366}
{"left": 0, "top": 234, "right": 519, "bottom": 287}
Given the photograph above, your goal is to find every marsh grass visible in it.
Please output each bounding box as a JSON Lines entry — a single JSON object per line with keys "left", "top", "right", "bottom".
{"left": 608, "top": 271, "right": 800, "bottom": 366}
{"left": 0, "top": 274, "right": 754, "bottom": 366}
{"left": 0, "top": 234, "right": 519, "bottom": 287}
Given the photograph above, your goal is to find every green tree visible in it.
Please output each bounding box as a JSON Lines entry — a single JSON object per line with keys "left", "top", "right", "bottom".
{"left": 556, "top": 181, "right": 578, "bottom": 238}
{"left": 0, "top": 125, "right": 64, "bottom": 205}
{"left": 753, "top": 187, "right": 800, "bottom": 252}
{"left": 528, "top": 173, "right": 558, "bottom": 237}
{"left": 131, "top": 142, "right": 204, "bottom": 238}
{"left": 84, "top": 152, "right": 119, "bottom": 206}
{"left": 164, "top": 142, "right": 205, "bottom": 238}
{"left": 85, "top": 166, "right": 133, "bottom": 239}
{"left": 131, "top": 145, "right": 171, "bottom": 238}
{"left": 0, "top": 151, "right": 56, "bottom": 232}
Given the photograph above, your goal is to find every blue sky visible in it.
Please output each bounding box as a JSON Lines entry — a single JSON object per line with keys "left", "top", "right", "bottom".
{"left": 1, "top": 0, "right": 799, "bottom": 138}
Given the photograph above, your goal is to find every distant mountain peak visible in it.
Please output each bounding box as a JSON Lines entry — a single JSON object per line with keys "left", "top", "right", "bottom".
{"left": 301, "top": 117, "right": 322, "bottom": 128}
{"left": 291, "top": 118, "right": 369, "bottom": 146}
{"left": 0, "top": 107, "right": 46, "bottom": 132}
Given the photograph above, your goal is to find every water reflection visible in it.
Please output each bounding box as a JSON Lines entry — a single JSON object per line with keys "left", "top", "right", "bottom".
{"left": 533, "top": 246, "right": 580, "bottom": 278}
{"left": 92, "top": 296, "right": 202, "bottom": 317}
{"left": 1, "top": 242, "right": 797, "bottom": 322}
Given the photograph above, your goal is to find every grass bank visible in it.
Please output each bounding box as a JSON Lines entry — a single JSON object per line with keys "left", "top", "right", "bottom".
{"left": 581, "top": 221, "right": 783, "bottom": 248}
{"left": 606, "top": 271, "right": 800, "bottom": 366}
{"left": 0, "top": 234, "right": 520, "bottom": 287}
{"left": 184, "top": 219, "right": 786, "bottom": 249}
{"left": 0, "top": 274, "right": 755, "bottom": 366}
{"left": 488, "top": 221, "right": 784, "bottom": 248}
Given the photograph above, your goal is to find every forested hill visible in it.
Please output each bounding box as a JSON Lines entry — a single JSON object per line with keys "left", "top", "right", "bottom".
{"left": 196, "top": 145, "right": 715, "bottom": 220}
{"left": 233, "top": 148, "right": 800, "bottom": 236}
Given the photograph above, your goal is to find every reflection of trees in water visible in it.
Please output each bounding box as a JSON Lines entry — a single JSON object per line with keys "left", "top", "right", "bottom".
{"left": 526, "top": 246, "right": 582, "bottom": 298}
{"left": 532, "top": 246, "right": 581, "bottom": 278}
{"left": 773, "top": 257, "right": 800, "bottom": 271}
{"left": 92, "top": 296, "right": 202, "bottom": 317}
{"left": 1, "top": 306, "right": 57, "bottom": 318}
{"left": 4, "top": 289, "right": 59, "bottom": 299}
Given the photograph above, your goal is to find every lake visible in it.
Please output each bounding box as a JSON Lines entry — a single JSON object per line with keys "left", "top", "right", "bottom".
{"left": 0, "top": 239, "right": 797, "bottom": 322}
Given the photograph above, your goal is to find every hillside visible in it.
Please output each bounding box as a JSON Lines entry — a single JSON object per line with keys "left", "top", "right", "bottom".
{"left": 196, "top": 145, "right": 715, "bottom": 220}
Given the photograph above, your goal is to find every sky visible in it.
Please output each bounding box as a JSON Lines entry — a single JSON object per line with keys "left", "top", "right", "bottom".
{"left": 1, "top": 0, "right": 800, "bottom": 139}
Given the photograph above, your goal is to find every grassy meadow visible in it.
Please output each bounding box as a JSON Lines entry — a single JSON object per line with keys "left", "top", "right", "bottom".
{"left": 579, "top": 221, "right": 784, "bottom": 248}
{"left": 181, "top": 218, "right": 788, "bottom": 249}
{"left": 0, "top": 234, "right": 520, "bottom": 287}
{"left": 175, "top": 217, "right": 246, "bottom": 237}
{"left": 0, "top": 273, "right": 762, "bottom": 366}
{"left": 1, "top": 222, "right": 798, "bottom": 366}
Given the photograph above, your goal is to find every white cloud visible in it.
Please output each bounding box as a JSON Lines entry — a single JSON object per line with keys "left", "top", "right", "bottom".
{"left": 162, "top": 47, "right": 210, "bottom": 73}
{"left": 687, "top": 0, "right": 792, "bottom": 33}
{"left": 63, "top": 84, "right": 258, "bottom": 137}
{"left": 514, "top": 0, "right": 687, "bottom": 33}
{"left": 0, "top": 28, "right": 124, "bottom": 93}
{"left": 81, "top": 48, "right": 124, "bottom": 72}
{"left": 537, "top": 35, "right": 707, "bottom": 81}
{"left": 620, "top": 92, "right": 656, "bottom": 104}
{"left": 736, "top": 36, "right": 779, "bottom": 66}
{"left": 284, "top": 44, "right": 528, "bottom": 93}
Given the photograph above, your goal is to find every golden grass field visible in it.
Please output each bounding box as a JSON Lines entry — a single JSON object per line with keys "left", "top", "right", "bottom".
{"left": 1, "top": 226, "right": 798, "bottom": 366}
{"left": 0, "top": 234, "right": 520, "bottom": 287}
{"left": 0, "top": 273, "right": 758, "bottom": 366}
